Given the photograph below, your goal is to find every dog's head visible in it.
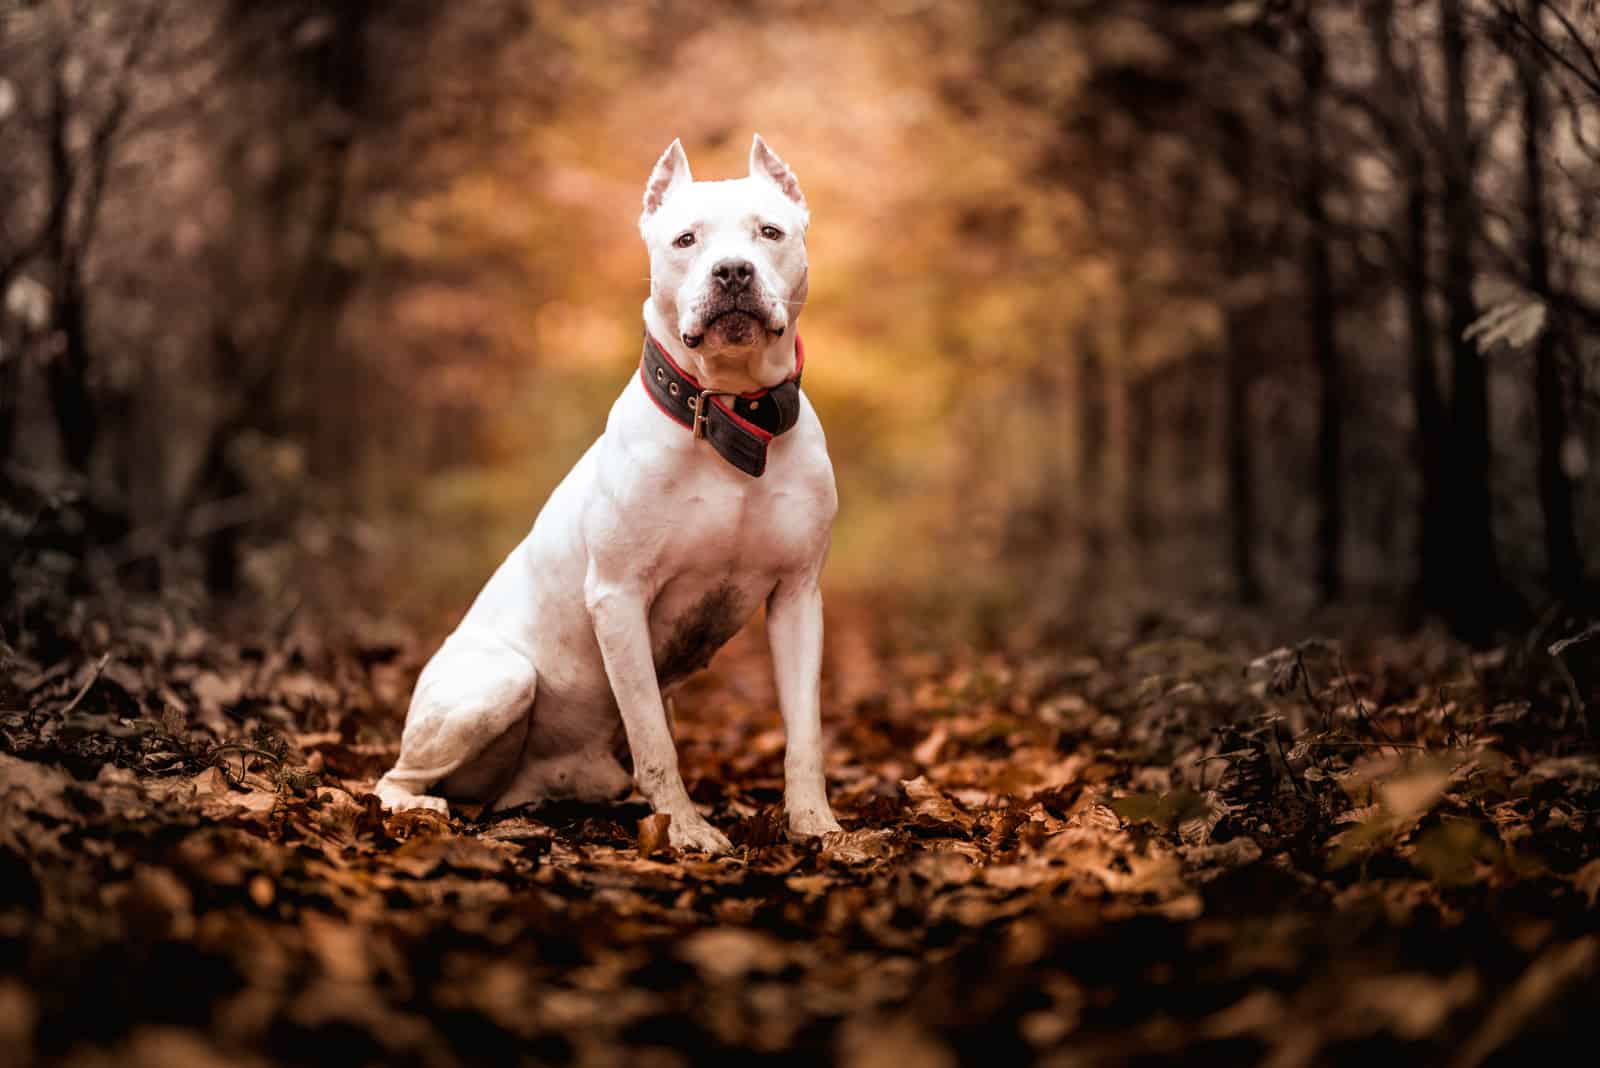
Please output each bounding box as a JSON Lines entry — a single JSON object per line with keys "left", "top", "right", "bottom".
{"left": 640, "top": 135, "right": 809, "bottom": 379}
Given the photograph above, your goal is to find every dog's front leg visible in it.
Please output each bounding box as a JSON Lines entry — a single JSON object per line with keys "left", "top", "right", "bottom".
{"left": 587, "top": 583, "right": 733, "bottom": 854}
{"left": 768, "top": 577, "right": 843, "bottom": 838}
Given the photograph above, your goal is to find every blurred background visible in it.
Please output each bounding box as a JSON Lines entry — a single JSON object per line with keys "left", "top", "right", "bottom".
{"left": 3, "top": 0, "right": 1598, "bottom": 643}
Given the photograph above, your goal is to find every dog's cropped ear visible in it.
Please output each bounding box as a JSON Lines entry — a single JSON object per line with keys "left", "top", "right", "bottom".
{"left": 640, "top": 139, "right": 693, "bottom": 230}
{"left": 749, "top": 134, "right": 807, "bottom": 221}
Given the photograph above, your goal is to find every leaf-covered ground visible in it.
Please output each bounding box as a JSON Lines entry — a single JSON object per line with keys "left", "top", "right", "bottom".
{"left": 3, "top": 595, "right": 1599, "bottom": 1067}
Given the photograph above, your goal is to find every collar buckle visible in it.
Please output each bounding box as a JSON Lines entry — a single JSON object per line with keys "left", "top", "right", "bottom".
{"left": 692, "top": 389, "right": 730, "bottom": 441}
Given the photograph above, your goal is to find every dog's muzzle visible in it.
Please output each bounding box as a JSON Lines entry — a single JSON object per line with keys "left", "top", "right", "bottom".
{"left": 682, "top": 267, "right": 784, "bottom": 348}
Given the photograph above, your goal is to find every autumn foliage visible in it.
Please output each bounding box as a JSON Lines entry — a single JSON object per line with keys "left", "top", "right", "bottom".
{"left": 4, "top": 591, "right": 1600, "bottom": 1065}
{"left": 4, "top": 1, "right": 1600, "bottom": 1065}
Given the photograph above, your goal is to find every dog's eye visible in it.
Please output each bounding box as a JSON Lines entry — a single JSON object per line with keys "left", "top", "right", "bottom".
{"left": 759, "top": 225, "right": 784, "bottom": 241}
{"left": 673, "top": 232, "right": 696, "bottom": 249}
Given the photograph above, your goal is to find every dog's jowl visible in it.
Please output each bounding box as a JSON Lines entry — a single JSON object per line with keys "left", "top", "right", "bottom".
{"left": 374, "top": 135, "right": 840, "bottom": 854}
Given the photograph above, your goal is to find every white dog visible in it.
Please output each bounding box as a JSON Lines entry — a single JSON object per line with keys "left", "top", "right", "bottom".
{"left": 374, "top": 135, "right": 840, "bottom": 853}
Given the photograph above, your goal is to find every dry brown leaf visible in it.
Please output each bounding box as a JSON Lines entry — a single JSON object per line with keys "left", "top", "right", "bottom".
{"left": 820, "top": 829, "right": 896, "bottom": 865}
{"left": 636, "top": 812, "right": 672, "bottom": 857}
{"left": 1454, "top": 938, "right": 1598, "bottom": 1068}
{"left": 106, "top": 866, "right": 196, "bottom": 941}
{"left": 0, "top": 753, "right": 75, "bottom": 821}
{"left": 900, "top": 775, "right": 973, "bottom": 831}
{"left": 836, "top": 1016, "right": 957, "bottom": 1068}
{"left": 678, "top": 927, "right": 787, "bottom": 980}
{"left": 785, "top": 874, "right": 834, "bottom": 896}
{"left": 0, "top": 978, "right": 35, "bottom": 1060}
{"left": 1201, "top": 989, "right": 1286, "bottom": 1039}
{"left": 1376, "top": 761, "right": 1454, "bottom": 824}
{"left": 1347, "top": 971, "right": 1479, "bottom": 1040}
{"left": 913, "top": 725, "right": 949, "bottom": 766}
{"left": 1573, "top": 858, "right": 1600, "bottom": 908}
{"left": 981, "top": 861, "right": 1067, "bottom": 890}
{"left": 191, "top": 766, "right": 279, "bottom": 821}
{"left": 391, "top": 834, "right": 516, "bottom": 878}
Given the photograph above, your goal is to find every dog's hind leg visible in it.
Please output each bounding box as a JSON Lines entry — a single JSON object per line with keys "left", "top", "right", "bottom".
{"left": 374, "top": 631, "right": 538, "bottom": 815}
{"left": 494, "top": 745, "right": 633, "bottom": 809}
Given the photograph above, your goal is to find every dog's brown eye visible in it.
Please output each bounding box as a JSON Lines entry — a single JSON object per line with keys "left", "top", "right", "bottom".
{"left": 759, "top": 225, "right": 783, "bottom": 241}
{"left": 673, "top": 232, "right": 696, "bottom": 249}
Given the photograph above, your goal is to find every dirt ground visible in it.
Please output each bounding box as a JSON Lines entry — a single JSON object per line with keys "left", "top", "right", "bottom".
{"left": 2, "top": 594, "right": 1599, "bottom": 1067}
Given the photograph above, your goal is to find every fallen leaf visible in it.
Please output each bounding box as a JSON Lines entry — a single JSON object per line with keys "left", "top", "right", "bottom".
{"left": 636, "top": 812, "right": 672, "bottom": 857}
{"left": 1454, "top": 938, "right": 1598, "bottom": 1068}
{"left": 901, "top": 776, "right": 972, "bottom": 831}
{"left": 913, "top": 725, "right": 949, "bottom": 766}
{"left": 1573, "top": 858, "right": 1600, "bottom": 908}
{"left": 677, "top": 927, "right": 786, "bottom": 980}
{"left": 1376, "top": 760, "right": 1454, "bottom": 824}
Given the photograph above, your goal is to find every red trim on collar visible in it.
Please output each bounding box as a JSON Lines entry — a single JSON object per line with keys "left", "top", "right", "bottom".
{"left": 710, "top": 396, "right": 774, "bottom": 441}
{"left": 635, "top": 353, "right": 783, "bottom": 442}
{"left": 644, "top": 332, "right": 804, "bottom": 400}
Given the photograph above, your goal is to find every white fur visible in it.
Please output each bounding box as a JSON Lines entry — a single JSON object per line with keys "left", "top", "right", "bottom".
{"left": 375, "top": 136, "right": 840, "bottom": 853}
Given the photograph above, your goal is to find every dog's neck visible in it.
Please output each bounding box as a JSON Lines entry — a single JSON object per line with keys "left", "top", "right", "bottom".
{"left": 641, "top": 300, "right": 798, "bottom": 394}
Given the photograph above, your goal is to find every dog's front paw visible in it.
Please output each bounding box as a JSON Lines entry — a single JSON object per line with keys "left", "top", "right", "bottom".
{"left": 666, "top": 812, "right": 733, "bottom": 855}
{"left": 787, "top": 808, "right": 843, "bottom": 839}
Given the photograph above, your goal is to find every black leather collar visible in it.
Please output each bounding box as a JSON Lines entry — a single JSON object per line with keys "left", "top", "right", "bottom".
{"left": 639, "top": 332, "right": 804, "bottom": 478}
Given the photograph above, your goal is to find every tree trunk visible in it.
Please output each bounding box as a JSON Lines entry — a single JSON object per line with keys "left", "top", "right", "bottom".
{"left": 46, "top": 276, "right": 96, "bottom": 472}
{"left": 1368, "top": 0, "right": 1451, "bottom": 617}
{"left": 1300, "top": 14, "right": 1343, "bottom": 601}
{"left": 0, "top": 266, "right": 18, "bottom": 464}
{"left": 1517, "top": 0, "right": 1584, "bottom": 601}
{"left": 1126, "top": 373, "right": 1153, "bottom": 545}
{"left": 1405, "top": 178, "right": 1451, "bottom": 615}
{"left": 1177, "top": 358, "right": 1207, "bottom": 488}
{"left": 1225, "top": 331, "right": 1260, "bottom": 604}
{"left": 1220, "top": 111, "right": 1262, "bottom": 606}
{"left": 1077, "top": 340, "right": 1108, "bottom": 572}
{"left": 44, "top": 56, "right": 96, "bottom": 474}
{"left": 1438, "top": 0, "right": 1505, "bottom": 640}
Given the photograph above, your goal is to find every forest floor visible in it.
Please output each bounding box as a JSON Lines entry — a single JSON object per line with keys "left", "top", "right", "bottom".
{"left": 2, "top": 588, "right": 1599, "bottom": 1067}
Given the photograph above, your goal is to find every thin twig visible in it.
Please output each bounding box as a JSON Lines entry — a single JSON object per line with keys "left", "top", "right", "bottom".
{"left": 1268, "top": 721, "right": 1309, "bottom": 797}
{"left": 1502, "top": 4, "right": 1600, "bottom": 98}
{"left": 58, "top": 653, "right": 111, "bottom": 717}
{"left": 1337, "top": 649, "right": 1403, "bottom": 747}
{"left": 1334, "top": 650, "right": 1370, "bottom": 718}
{"left": 1308, "top": 738, "right": 1430, "bottom": 751}
{"left": 1549, "top": 623, "right": 1598, "bottom": 735}
{"left": 1548, "top": 622, "right": 1600, "bottom": 659}
{"left": 209, "top": 743, "right": 284, "bottom": 789}
{"left": 1296, "top": 648, "right": 1330, "bottom": 733}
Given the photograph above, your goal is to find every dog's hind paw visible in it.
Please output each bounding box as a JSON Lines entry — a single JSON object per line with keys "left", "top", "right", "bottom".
{"left": 374, "top": 779, "right": 450, "bottom": 815}
{"left": 787, "top": 808, "right": 843, "bottom": 839}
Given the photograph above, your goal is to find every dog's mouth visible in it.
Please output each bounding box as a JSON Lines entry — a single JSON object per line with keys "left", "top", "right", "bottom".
{"left": 682, "top": 296, "right": 782, "bottom": 349}
{"left": 711, "top": 308, "right": 761, "bottom": 343}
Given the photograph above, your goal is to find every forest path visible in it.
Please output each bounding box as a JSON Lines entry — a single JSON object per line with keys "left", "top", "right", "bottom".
{"left": 2, "top": 597, "right": 1599, "bottom": 1066}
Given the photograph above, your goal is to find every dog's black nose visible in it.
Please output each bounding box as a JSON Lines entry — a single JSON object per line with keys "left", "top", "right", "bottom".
{"left": 711, "top": 258, "right": 754, "bottom": 292}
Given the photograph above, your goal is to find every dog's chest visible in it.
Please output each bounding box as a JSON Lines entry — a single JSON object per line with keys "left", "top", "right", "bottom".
{"left": 641, "top": 474, "right": 827, "bottom": 685}
{"left": 649, "top": 578, "right": 754, "bottom": 684}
